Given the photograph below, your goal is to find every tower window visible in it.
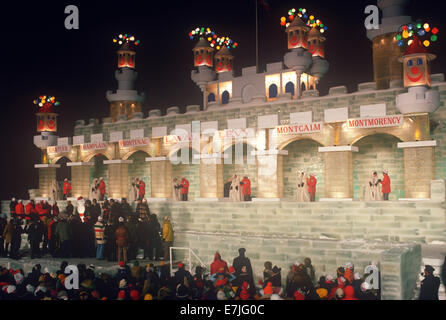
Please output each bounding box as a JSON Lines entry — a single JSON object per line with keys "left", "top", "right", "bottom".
{"left": 417, "top": 58, "right": 423, "bottom": 65}
{"left": 208, "top": 93, "right": 216, "bottom": 103}
{"left": 407, "top": 60, "right": 413, "bottom": 67}
{"left": 285, "top": 82, "right": 295, "bottom": 96}
{"left": 221, "top": 91, "right": 230, "bottom": 104}
{"left": 269, "top": 84, "right": 278, "bottom": 99}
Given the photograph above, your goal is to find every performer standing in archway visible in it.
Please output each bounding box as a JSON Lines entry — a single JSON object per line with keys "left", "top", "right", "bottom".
{"left": 297, "top": 172, "right": 310, "bottom": 202}
{"left": 229, "top": 174, "right": 242, "bottom": 202}
{"left": 138, "top": 178, "right": 146, "bottom": 200}
{"left": 89, "top": 178, "right": 99, "bottom": 201}
{"left": 307, "top": 173, "right": 317, "bottom": 202}
{"left": 180, "top": 177, "right": 189, "bottom": 201}
{"left": 381, "top": 170, "right": 391, "bottom": 201}
{"left": 365, "top": 171, "right": 383, "bottom": 201}
{"left": 240, "top": 175, "right": 252, "bottom": 201}
{"left": 63, "top": 178, "right": 71, "bottom": 200}
{"left": 98, "top": 177, "right": 106, "bottom": 201}
{"left": 128, "top": 177, "right": 138, "bottom": 203}
{"left": 172, "top": 177, "right": 181, "bottom": 201}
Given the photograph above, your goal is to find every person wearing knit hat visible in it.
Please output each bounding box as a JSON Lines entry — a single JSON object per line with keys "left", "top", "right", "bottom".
{"left": 316, "top": 288, "right": 328, "bottom": 300}
{"left": 335, "top": 288, "right": 345, "bottom": 300}
{"left": 119, "top": 279, "right": 127, "bottom": 289}
{"left": 239, "top": 281, "right": 250, "bottom": 300}
{"left": 130, "top": 289, "right": 140, "bottom": 301}
{"left": 294, "top": 290, "right": 305, "bottom": 300}
{"left": 117, "top": 290, "right": 126, "bottom": 300}
{"left": 263, "top": 282, "right": 273, "bottom": 296}
{"left": 144, "top": 293, "right": 153, "bottom": 300}
{"left": 14, "top": 272, "right": 24, "bottom": 285}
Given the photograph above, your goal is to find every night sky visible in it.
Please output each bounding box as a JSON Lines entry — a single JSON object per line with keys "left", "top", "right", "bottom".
{"left": 1, "top": 0, "right": 445, "bottom": 199}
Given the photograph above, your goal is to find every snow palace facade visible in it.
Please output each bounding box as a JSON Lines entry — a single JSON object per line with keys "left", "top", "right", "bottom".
{"left": 3, "top": 0, "right": 446, "bottom": 300}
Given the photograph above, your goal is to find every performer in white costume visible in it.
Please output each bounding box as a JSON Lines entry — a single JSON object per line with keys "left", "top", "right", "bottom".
{"left": 89, "top": 178, "right": 99, "bottom": 201}
{"left": 77, "top": 197, "right": 86, "bottom": 222}
{"left": 364, "top": 171, "right": 383, "bottom": 201}
{"left": 128, "top": 177, "right": 138, "bottom": 202}
{"left": 296, "top": 172, "right": 310, "bottom": 202}
{"left": 50, "top": 180, "right": 60, "bottom": 201}
{"left": 172, "top": 177, "right": 181, "bottom": 201}
{"left": 229, "top": 174, "right": 242, "bottom": 202}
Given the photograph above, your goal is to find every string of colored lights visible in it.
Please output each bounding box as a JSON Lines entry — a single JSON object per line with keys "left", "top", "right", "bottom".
{"left": 189, "top": 27, "right": 238, "bottom": 50}
{"left": 112, "top": 34, "right": 140, "bottom": 46}
{"left": 395, "top": 21, "right": 439, "bottom": 48}
{"left": 280, "top": 8, "right": 327, "bottom": 33}
{"left": 33, "top": 96, "right": 60, "bottom": 108}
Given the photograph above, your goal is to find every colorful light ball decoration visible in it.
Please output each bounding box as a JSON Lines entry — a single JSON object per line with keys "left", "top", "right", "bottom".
{"left": 112, "top": 34, "right": 141, "bottom": 46}
{"left": 395, "top": 21, "right": 439, "bottom": 48}
{"left": 33, "top": 96, "right": 60, "bottom": 108}
{"left": 189, "top": 27, "right": 238, "bottom": 50}
{"left": 280, "top": 8, "right": 327, "bottom": 33}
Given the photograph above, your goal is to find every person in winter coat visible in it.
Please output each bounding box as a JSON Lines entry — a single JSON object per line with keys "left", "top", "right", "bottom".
{"left": 3, "top": 218, "right": 14, "bottom": 257}
{"left": 65, "top": 201, "right": 74, "bottom": 217}
{"left": 69, "top": 215, "right": 83, "bottom": 258}
{"left": 173, "top": 262, "right": 194, "bottom": 287}
{"left": 55, "top": 218, "right": 72, "bottom": 258}
{"left": 0, "top": 214, "right": 7, "bottom": 257}
{"left": 115, "top": 217, "right": 129, "bottom": 263}
{"left": 147, "top": 214, "right": 162, "bottom": 260}
{"left": 10, "top": 219, "right": 23, "bottom": 260}
{"left": 419, "top": 265, "right": 441, "bottom": 300}
{"left": 52, "top": 202, "right": 60, "bottom": 217}
{"left": 25, "top": 200, "right": 37, "bottom": 223}
{"left": 125, "top": 215, "right": 138, "bottom": 261}
{"left": 381, "top": 170, "right": 391, "bottom": 201}
{"left": 121, "top": 199, "right": 133, "bottom": 220}
{"left": 15, "top": 200, "right": 25, "bottom": 220}
{"left": 47, "top": 217, "right": 58, "bottom": 257}
{"left": 162, "top": 216, "right": 174, "bottom": 261}
{"left": 441, "top": 256, "right": 446, "bottom": 292}
{"left": 90, "top": 199, "right": 101, "bottom": 223}
{"left": 211, "top": 252, "right": 229, "bottom": 275}
{"left": 303, "top": 257, "right": 316, "bottom": 285}
{"left": 232, "top": 248, "right": 255, "bottom": 294}
{"left": 25, "top": 217, "right": 44, "bottom": 259}
{"left": 240, "top": 176, "right": 252, "bottom": 201}
{"left": 342, "top": 285, "right": 359, "bottom": 300}
{"left": 136, "top": 216, "right": 150, "bottom": 259}
{"left": 94, "top": 216, "right": 106, "bottom": 260}
{"left": 104, "top": 221, "right": 117, "bottom": 261}
{"left": 10, "top": 198, "right": 18, "bottom": 219}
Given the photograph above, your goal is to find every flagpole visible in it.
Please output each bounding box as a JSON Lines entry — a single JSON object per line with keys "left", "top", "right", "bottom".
{"left": 255, "top": 0, "right": 259, "bottom": 73}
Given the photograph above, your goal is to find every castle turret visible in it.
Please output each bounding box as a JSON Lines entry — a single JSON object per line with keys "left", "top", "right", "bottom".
{"left": 307, "top": 27, "right": 326, "bottom": 59}
{"left": 106, "top": 35, "right": 145, "bottom": 122}
{"left": 396, "top": 37, "right": 440, "bottom": 114}
{"left": 191, "top": 36, "right": 217, "bottom": 110}
{"left": 285, "top": 16, "right": 310, "bottom": 50}
{"left": 367, "top": 0, "right": 412, "bottom": 90}
{"left": 214, "top": 46, "right": 234, "bottom": 74}
{"left": 33, "top": 96, "right": 60, "bottom": 162}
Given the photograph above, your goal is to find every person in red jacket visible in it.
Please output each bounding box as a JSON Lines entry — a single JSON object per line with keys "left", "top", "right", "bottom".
{"left": 210, "top": 252, "right": 229, "bottom": 275}
{"left": 342, "top": 285, "right": 359, "bottom": 300}
{"left": 240, "top": 176, "right": 252, "bottom": 202}
{"left": 98, "top": 177, "right": 106, "bottom": 201}
{"left": 138, "top": 179, "right": 146, "bottom": 200}
{"left": 63, "top": 178, "right": 72, "bottom": 200}
{"left": 15, "top": 200, "right": 25, "bottom": 220}
{"left": 25, "top": 200, "right": 37, "bottom": 223}
{"left": 52, "top": 201, "right": 59, "bottom": 217}
{"left": 307, "top": 173, "right": 317, "bottom": 202}
{"left": 381, "top": 170, "right": 391, "bottom": 201}
{"left": 180, "top": 177, "right": 189, "bottom": 201}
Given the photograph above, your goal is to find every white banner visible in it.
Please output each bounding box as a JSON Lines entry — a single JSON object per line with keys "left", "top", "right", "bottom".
{"left": 119, "top": 138, "right": 150, "bottom": 148}
{"left": 275, "top": 122, "right": 323, "bottom": 135}
{"left": 347, "top": 115, "right": 403, "bottom": 129}
{"left": 80, "top": 142, "right": 108, "bottom": 151}
{"left": 47, "top": 145, "right": 71, "bottom": 154}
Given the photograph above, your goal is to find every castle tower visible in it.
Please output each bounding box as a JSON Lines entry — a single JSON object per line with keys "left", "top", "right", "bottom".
{"left": 395, "top": 37, "right": 440, "bottom": 115}
{"left": 33, "top": 96, "right": 60, "bottom": 158}
{"left": 214, "top": 46, "right": 234, "bottom": 74}
{"left": 286, "top": 16, "right": 310, "bottom": 50}
{"left": 307, "top": 27, "right": 326, "bottom": 59}
{"left": 193, "top": 37, "right": 215, "bottom": 68}
{"left": 191, "top": 37, "right": 217, "bottom": 110}
{"left": 367, "top": 0, "right": 412, "bottom": 90}
{"left": 106, "top": 38, "right": 145, "bottom": 122}
{"left": 400, "top": 37, "right": 435, "bottom": 88}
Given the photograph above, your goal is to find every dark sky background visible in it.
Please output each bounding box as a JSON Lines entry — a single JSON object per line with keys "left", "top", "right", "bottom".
{"left": 0, "top": 0, "right": 445, "bottom": 199}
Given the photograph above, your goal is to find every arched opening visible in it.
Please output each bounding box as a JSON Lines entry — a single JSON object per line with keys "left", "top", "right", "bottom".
{"left": 283, "top": 139, "right": 324, "bottom": 201}
{"left": 90, "top": 154, "right": 109, "bottom": 197}
{"left": 128, "top": 151, "right": 151, "bottom": 200}
{"left": 55, "top": 157, "right": 71, "bottom": 200}
{"left": 301, "top": 82, "right": 306, "bottom": 93}
{"left": 223, "top": 143, "right": 257, "bottom": 198}
{"left": 285, "top": 81, "right": 295, "bottom": 96}
{"left": 353, "top": 134, "right": 404, "bottom": 200}
{"left": 221, "top": 90, "right": 230, "bottom": 104}
{"left": 208, "top": 93, "right": 216, "bottom": 103}
{"left": 268, "top": 84, "right": 278, "bottom": 99}
{"left": 171, "top": 147, "right": 200, "bottom": 200}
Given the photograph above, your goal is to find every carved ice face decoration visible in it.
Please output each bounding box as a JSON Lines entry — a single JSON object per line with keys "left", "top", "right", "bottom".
{"left": 287, "top": 29, "right": 308, "bottom": 50}
{"left": 403, "top": 55, "right": 430, "bottom": 87}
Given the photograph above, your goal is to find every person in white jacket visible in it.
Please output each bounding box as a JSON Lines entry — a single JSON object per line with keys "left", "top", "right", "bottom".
{"left": 89, "top": 178, "right": 99, "bottom": 201}
{"left": 172, "top": 177, "right": 181, "bottom": 201}
{"left": 364, "top": 171, "right": 383, "bottom": 201}
{"left": 296, "top": 172, "right": 310, "bottom": 202}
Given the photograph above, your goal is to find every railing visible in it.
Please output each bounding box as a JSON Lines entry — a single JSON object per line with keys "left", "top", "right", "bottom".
{"left": 169, "top": 247, "right": 207, "bottom": 276}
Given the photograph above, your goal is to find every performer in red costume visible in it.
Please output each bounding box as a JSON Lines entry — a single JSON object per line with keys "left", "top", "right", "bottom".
{"left": 240, "top": 175, "right": 252, "bottom": 202}
{"left": 138, "top": 179, "right": 146, "bottom": 200}
{"left": 381, "top": 170, "right": 391, "bottom": 201}
{"left": 63, "top": 178, "right": 72, "bottom": 199}
{"left": 180, "top": 177, "right": 189, "bottom": 201}
{"left": 307, "top": 173, "right": 317, "bottom": 202}
{"left": 98, "top": 177, "right": 106, "bottom": 201}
